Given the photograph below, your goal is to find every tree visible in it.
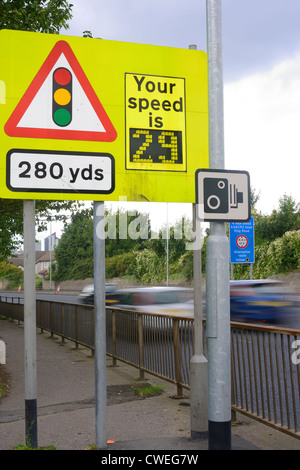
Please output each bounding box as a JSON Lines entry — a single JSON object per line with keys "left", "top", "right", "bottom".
{"left": 54, "top": 207, "right": 151, "bottom": 280}
{"left": 104, "top": 208, "right": 150, "bottom": 258}
{"left": 0, "top": 0, "right": 73, "bottom": 33}
{"left": 255, "top": 194, "right": 300, "bottom": 242}
{"left": 54, "top": 209, "right": 94, "bottom": 280}
{"left": 148, "top": 217, "right": 193, "bottom": 264}
{"left": 0, "top": 198, "right": 84, "bottom": 261}
{"left": 250, "top": 186, "right": 260, "bottom": 211}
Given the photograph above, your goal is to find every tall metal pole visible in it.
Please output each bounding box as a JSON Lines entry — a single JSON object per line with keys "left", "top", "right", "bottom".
{"left": 166, "top": 203, "right": 169, "bottom": 286}
{"left": 49, "top": 221, "right": 52, "bottom": 290}
{"left": 23, "top": 199, "right": 38, "bottom": 448}
{"left": 206, "top": 0, "right": 231, "bottom": 449}
{"left": 188, "top": 43, "right": 208, "bottom": 439}
{"left": 190, "top": 202, "right": 208, "bottom": 439}
{"left": 94, "top": 201, "right": 107, "bottom": 449}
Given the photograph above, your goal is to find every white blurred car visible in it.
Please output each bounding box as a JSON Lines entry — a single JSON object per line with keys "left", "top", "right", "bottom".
{"left": 111, "top": 286, "right": 194, "bottom": 318}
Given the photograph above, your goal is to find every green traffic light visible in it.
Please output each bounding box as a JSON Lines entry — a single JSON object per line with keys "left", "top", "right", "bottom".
{"left": 53, "top": 108, "right": 71, "bottom": 126}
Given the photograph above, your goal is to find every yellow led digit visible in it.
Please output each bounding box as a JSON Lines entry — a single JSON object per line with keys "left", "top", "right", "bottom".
{"left": 129, "top": 128, "right": 182, "bottom": 168}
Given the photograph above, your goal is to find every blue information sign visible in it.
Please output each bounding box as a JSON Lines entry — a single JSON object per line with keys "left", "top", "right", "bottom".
{"left": 229, "top": 217, "right": 255, "bottom": 263}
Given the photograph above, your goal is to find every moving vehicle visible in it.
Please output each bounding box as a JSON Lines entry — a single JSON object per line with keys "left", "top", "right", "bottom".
{"left": 78, "top": 283, "right": 118, "bottom": 305}
{"left": 110, "top": 286, "right": 194, "bottom": 318}
{"left": 229, "top": 279, "right": 294, "bottom": 324}
{"left": 79, "top": 279, "right": 295, "bottom": 325}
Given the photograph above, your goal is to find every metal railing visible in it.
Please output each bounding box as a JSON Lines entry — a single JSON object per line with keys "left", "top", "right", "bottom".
{"left": 0, "top": 295, "right": 299, "bottom": 440}
{"left": 231, "top": 323, "right": 300, "bottom": 438}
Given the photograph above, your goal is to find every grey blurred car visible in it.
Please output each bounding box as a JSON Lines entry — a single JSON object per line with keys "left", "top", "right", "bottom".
{"left": 110, "top": 286, "right": 194, "bottom": 318}
{"left": 78, "top": 283, "right": 118, "bottom": 305}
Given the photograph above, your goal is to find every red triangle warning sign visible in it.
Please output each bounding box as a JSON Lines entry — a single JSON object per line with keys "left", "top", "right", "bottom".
{"left": 5, "top": 40, "right": 117, "bottom": 142}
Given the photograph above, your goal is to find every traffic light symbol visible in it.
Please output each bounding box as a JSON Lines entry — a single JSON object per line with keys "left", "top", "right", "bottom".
{"left": 52, "top": 67, "right": 72, "bottom": 127}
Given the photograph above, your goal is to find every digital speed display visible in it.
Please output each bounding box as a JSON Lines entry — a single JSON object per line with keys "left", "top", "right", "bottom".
{"left": 129, "top": 128, "right": 183, "bottom": 165}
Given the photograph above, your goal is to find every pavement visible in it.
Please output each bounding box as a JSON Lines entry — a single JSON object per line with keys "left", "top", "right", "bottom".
{"left": 1, "top": 316, "right": 300, "bottom": 452}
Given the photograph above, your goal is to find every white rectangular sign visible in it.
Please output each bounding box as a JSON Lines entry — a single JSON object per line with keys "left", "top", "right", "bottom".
{"left": 7, "top": 150, "right": 115, "bottom": 194}
{"left": 196, "top": 169, "right": 251, "bottom": 222}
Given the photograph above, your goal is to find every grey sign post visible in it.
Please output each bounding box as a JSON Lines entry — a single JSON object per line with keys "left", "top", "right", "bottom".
{"left": 94, "top": 201, "right": 107, "bottom": 449}
{"left": 23, "top": 200, "right": 38, "bottom": 448}
{"left": 205, "top": 0, "right": 231, "bottom": 449}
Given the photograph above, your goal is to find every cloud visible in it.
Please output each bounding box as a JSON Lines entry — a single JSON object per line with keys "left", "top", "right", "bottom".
{"left": 224, "top": 54, "right": 300, "bottom": 214}
{"left": 66, "top": 0, "right": 207, "bottom": 49}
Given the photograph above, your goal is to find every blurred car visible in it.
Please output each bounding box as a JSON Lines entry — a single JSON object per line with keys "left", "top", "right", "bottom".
{"left": 229, "top": 279, "right": 294, "bottom": 324}
{"left": 110, "top": 286, "right": 194, "bottom": 318}
{"left": 78, "top": 283, "right": 118, "bottom": 305}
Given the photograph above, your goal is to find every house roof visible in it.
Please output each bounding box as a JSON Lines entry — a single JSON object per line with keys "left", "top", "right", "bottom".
{"left": 8, "top": 251, "right": 55, "bottom": 267}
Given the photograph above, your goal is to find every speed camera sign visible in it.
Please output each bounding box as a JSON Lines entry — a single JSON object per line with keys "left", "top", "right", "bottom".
{"left": 196, "top": 168, "right": 251, "bottom": 222}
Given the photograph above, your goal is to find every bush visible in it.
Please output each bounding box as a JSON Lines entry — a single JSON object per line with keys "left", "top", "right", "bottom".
{"left": 265, "top": 230, "right": 300, "bottom": 274}
{"left": 176, "top": 250, "right": 193, "bottom": 280}
{"left": 68, "top": 257, "right": 94, "bottom": 280}
{"left": 0, "top": 261, "right": 23, "bottom": 289}
{"left": 105, "top": 252, "right": 137, "bottom": 278}
{"left": 135, "top": 249, "right": 166, "bottom": 284}
{"left": 232, "top": 230, "right": 300, "bottom": 279}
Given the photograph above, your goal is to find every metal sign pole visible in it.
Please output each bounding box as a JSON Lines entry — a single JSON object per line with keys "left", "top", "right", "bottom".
{"left": 190, "top": 203, "right": 208, "bottom": 439}
{"left": 23, "top": 200, "right": 38, "bottom": 448}
{"left": 206, "top": 0, "right": 231, "bottom": 449}
{"left": 93, "top": 201, "right": 107, "bottom": 449}
{"left": 189, "top": 42, "right": 208, "bottom": 439}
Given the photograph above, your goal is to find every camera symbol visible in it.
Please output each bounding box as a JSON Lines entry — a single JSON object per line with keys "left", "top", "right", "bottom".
{"left": 204, "top": 177, "right": 244, "bottom": 214}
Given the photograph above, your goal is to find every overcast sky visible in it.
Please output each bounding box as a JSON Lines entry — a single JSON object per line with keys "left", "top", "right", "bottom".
{"left": 44, "top": 0, "right": 300, "bottom": 238}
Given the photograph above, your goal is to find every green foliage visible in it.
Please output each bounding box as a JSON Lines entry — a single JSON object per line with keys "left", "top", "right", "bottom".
{"left": 105, "top": 252, "right": 137, "bottom": 278}
{"left": 54, "top": 208, "right": 151, "bottom": 280}
{"left": 148, "top": 218, "right": 191, "bottom": 263}
{"left": 54, "top": 210, "right": 93, "bottom": 280}
{"left": 105, "top": 208, "right": 150, "bottom": 257}
{"left": 0, "top": 0, "right": 73, "bottom": 33}
{"left": 0, "top": 261, "right": 23, "bottom": 288}
{"left": 82, "top": 30, "right": 93, "bottom": 38}
{"left": 52, "top": 193, "right": 299, "bottom": 283}
{"left": 254, "top": 194, "right": 300, "bottom": 243}
{"left": 231, "top": 194, "right": 300, "bottom": 280}
{"left": 133, "top": 384, "right": 165, "bottom": 396}
{"left": 0, "top": 183, "right": 84, "bottom": 262}
{"left": 232, "top": 230, "right": 300, "bottom": 279}
{"left": 264, "top": 230, "right": 300, "bottom": 274}
{"left": 135, "top": 249, "right": 166, "bottom": 284}
{"left": 176, "top": 250, "right": 193, "bottom": 281}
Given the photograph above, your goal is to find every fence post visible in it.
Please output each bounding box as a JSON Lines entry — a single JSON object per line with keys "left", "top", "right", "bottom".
{"left": 75, "top": 305, "right": 79, "bottom": 349}
{"left": 40, "top": 300, "right": 44, "bottom": 334}
{"left": 91, "top": 307, "right": 95, "bottom": 356}
{"left": 173, "top": 319, "right": 184, "bottom": 398}
{"left": 61, "top": 304, "right": 65, "bottom": 344}
{"left": 111, "top": 310, "right": 117, "bottom": 367}
{"left": 50, "top": 302, "right": 54, "bottom": 338}
{"left": 138, "top": 315, "right": 145, "bottom": 380}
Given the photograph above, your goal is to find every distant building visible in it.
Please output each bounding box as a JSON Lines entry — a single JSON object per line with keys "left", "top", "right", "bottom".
{"left": 35, "top": 251, "right": 55, "bottom": 278}
{"left": 44, "top": 233, "right": 59, "bottom": 251}
{"left": 7, "top": 251, "right": 55, "bottom": 279}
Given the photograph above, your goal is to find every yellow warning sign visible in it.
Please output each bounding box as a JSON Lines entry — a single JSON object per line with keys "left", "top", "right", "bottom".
{"left": 125, "top": 74, "right": 186, "bottom": 171}
{"left": 0, "top": 29, "right": 209, "bottom": 203}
